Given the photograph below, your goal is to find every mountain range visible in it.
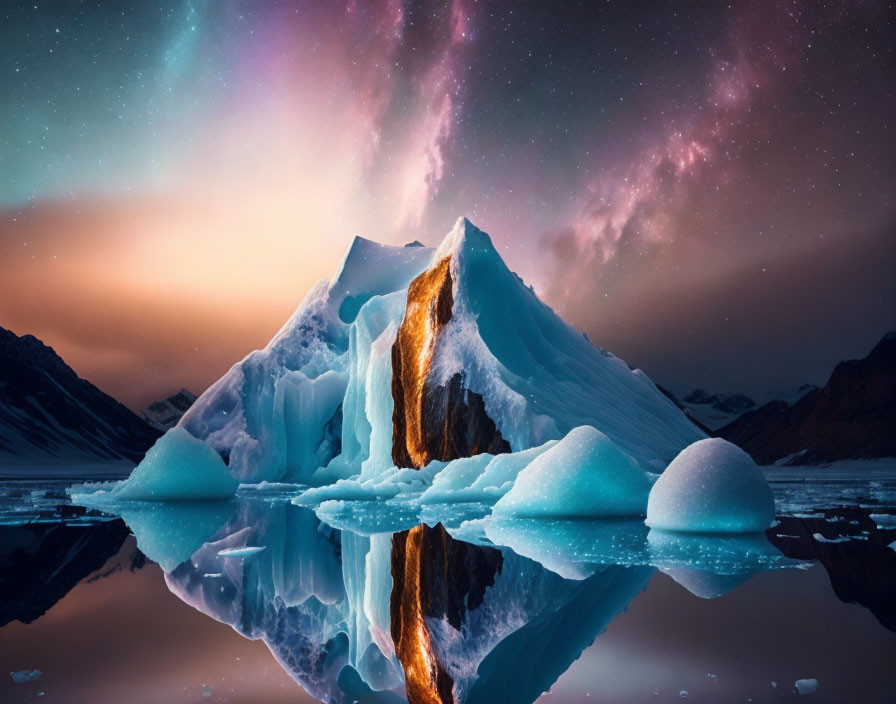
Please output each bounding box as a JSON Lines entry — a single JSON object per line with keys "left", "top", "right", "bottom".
{"left": 140, "top": 389, "right": 196, "bottom": 431}
{"left": 716, "top": 332, "right": 896, "bottom": 464}
{"left": 0, "top": 223, "right": 892, "bottom": 472}
{"left": 0, "top": 326, "right": 160, "bottom": 469}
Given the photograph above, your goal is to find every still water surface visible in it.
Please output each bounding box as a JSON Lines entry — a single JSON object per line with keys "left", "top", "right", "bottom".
{"left": 0, "top": 468, "right": 894, "bottom": 703}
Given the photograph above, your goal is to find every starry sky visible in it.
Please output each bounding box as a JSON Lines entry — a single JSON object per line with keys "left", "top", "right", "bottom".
{"left": 0, "top": 0, "right": 893, "bottom": 409}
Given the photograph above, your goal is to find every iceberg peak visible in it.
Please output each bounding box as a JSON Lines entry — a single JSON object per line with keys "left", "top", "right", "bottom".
{"left": 432, "top": 216, "right": 497, "bottom": 264}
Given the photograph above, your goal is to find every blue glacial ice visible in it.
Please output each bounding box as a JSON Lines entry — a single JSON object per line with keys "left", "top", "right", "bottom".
{"left": 646, "top": 438, "right": 776, "bottom": 533}
{"left": 117, "top": 501, "right": 235, "bottom": 572}
{"left": 156, "top": 499, "right": 657, "bottom": 704}
{"left": 491, "top": 426, "right": 656, "bottom": 518}
{"left": 71, "top": 219, "right": 780, "bottom": 566}
{"left": 179, "top": 237, "right": 434, "bottom": 483}
{"left": 10, "top": 669, "right": 42, "bottom": 684}
{"left": 175, "top": 217, "right": 703, "bottom": 492}
{"left": 419, "top": 441, "right": 557, "bottom": 505}
{"left": 109, "top": 427, "right": 238, "bottom": 501}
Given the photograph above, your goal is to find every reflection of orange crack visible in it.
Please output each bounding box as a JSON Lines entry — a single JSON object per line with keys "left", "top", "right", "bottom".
{"left": 393, "top": 525, "right": 454, "bottom": 704}
{"left": 392, "top": 256, "right": 454, "bottom": 469}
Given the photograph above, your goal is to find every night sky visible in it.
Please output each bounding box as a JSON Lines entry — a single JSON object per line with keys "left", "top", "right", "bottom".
{"left": 0, "top": 1, "right": 893, "bottom": 409}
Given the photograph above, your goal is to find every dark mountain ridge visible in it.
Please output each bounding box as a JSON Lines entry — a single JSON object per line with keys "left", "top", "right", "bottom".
{"left": 718, "top": 332, "right": 896, "bottom": 464}
{"left": 0, "top": 326, "right": 160, "bottom": 466}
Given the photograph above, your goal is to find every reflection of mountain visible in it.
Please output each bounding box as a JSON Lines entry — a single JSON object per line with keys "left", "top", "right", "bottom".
{"left": 0, "top": 326, "right": 160, "bottom": 466}
{"left": 0, "top": 520, "right": 142, "bottom": 626}
{"left": 767, "top": 509, "right": 896, "bottom": 632}
{"left": 159, "top": 501, "right": 652, "bottom": 704}
{"left": 719, "top": 332, "right": 896, "bottom": 464}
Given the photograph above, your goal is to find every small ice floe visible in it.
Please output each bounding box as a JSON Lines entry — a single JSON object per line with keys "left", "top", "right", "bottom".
{"left": 201, "top": 683, "right": 214, "bottom": 698}
{"left": 776, "top": 534, "right": 802, "bottom": 539}
{"left": 870, "top": 513, "right": 896, "bottom": 528}
{"left": 795, "top": 678, "right": 818, "bottom": 694}
{"left": 812, "top": 533, "right": 849, "bottom": 544}
{"left": 706, "top": 673, "right": 718, "bottom": 681}
{"left": 10, "top": 669, "right": 42, "bottom": 683}
{"left": 203, "top": 572, "right": 223, "bottom": 578}
{"left": 238, "top": 481, "right": 301, "bottom": 493}
{"left": 217, "top": 546, "right": 266, "bottom": 558}
{"left": 679, "top": 690, "right": 688, "bottom": 698}
{"left": 771, "top": 681, "right": 778, "bottom": 688}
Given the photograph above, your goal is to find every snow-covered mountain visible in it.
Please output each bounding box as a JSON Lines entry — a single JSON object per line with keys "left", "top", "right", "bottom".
{"left": 663, "top": 385, "right": 818, "bottom": 433}
{"left": 0, "top": 326, "right": 160, "bottom": 468}
{"left": 141, "top": 388, "right": 196, "bottom": 431}
{"left": 180, "top": 218, "right": 703, "bottom": 483}
{"left": 678, "top": 389, "right": 757, "bottom": 431}
{"left": 719, "top": 332, "right": 896, "bottom": 464}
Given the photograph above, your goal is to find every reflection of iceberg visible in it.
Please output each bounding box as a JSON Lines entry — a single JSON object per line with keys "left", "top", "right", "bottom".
{"left": 118, "top": 501, "right": 235, "bottom": 572}
{"left": 647, "top": 529, "right": 806, "bottom": 599}
{"left": 165, "top": 501, "right": 397, "bottom": 703}
{"left": 313, "top": 499, "right": 423, "bottom": 537}
{"left": 484, "top": 517, "right": 650, "bottom": 579}
{"left": 390, "top": 523, "right": 653, "bottom": 704}
{"left": 482, "top": 515, "right": 806, "bottom": 597}
{"left": 160, "top": 498, "right": 654, "bottom": 704}
{"left": 658, "top": 567, "right": 753, "bottom": 599}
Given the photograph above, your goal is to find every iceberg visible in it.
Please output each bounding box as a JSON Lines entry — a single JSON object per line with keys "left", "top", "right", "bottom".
{"left": 646, "top": 438, "right": 775, "bottom": 533}
{"left": 387, "top": 218, "right": 703, "bottom": 472}
{"left": 419, "top": 441, "right": 557, "bottom": 505}
{"left": 492, "top": 426, "right": 655, "bottom": 518}
{"left": 795, "top": 678, "right": 819, "bottom": 695}
{"left": 179, "top": 238, "right": 433, "bottom": 483}
{"left": 113, "top": 427, "right": 238, "bottom": 501}
{"left": 10, "top": 669, "right": 42, "bottom": 684}
{"left": 176, "top": 217, "right": 702, "bottom": 490}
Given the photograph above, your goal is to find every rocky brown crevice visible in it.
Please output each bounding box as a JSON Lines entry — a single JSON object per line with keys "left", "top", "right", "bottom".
{"left": 390, "top": 523, "right": 504, "bottom": 704}
{"left": 391, "top": 256, "right": 510, "bottom": 469}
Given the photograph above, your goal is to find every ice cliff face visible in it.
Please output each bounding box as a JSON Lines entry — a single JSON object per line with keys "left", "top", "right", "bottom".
{"left": 178, "top": 237, "right": 434, "bottom": 481}
{"left": 180, "top": 217, "right": 703, "bottom": 483}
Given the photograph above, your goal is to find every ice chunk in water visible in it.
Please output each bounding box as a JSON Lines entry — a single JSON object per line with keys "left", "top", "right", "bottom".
{"left": 114, "top": 427, "right": 238, "bottom": 501}
{"left": 492, "top": 426, "right": 655, "bottom": 518}
{"left": 420, "top": 441, "right": 557, "bottom": 504}
{"left": 646, "top": 438, "right": 775, "bottom": 533}
{"left": 812, "top": 533, "right": 849, "bottom": 543}
{"left": 10, "top": 670, "right": 42, "bottom": 684}
{"left": 795, "top": 678, "right": 818, "bottom": 694}
{"left": 217, "top": 546, "right": 266, "bottom": 558}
